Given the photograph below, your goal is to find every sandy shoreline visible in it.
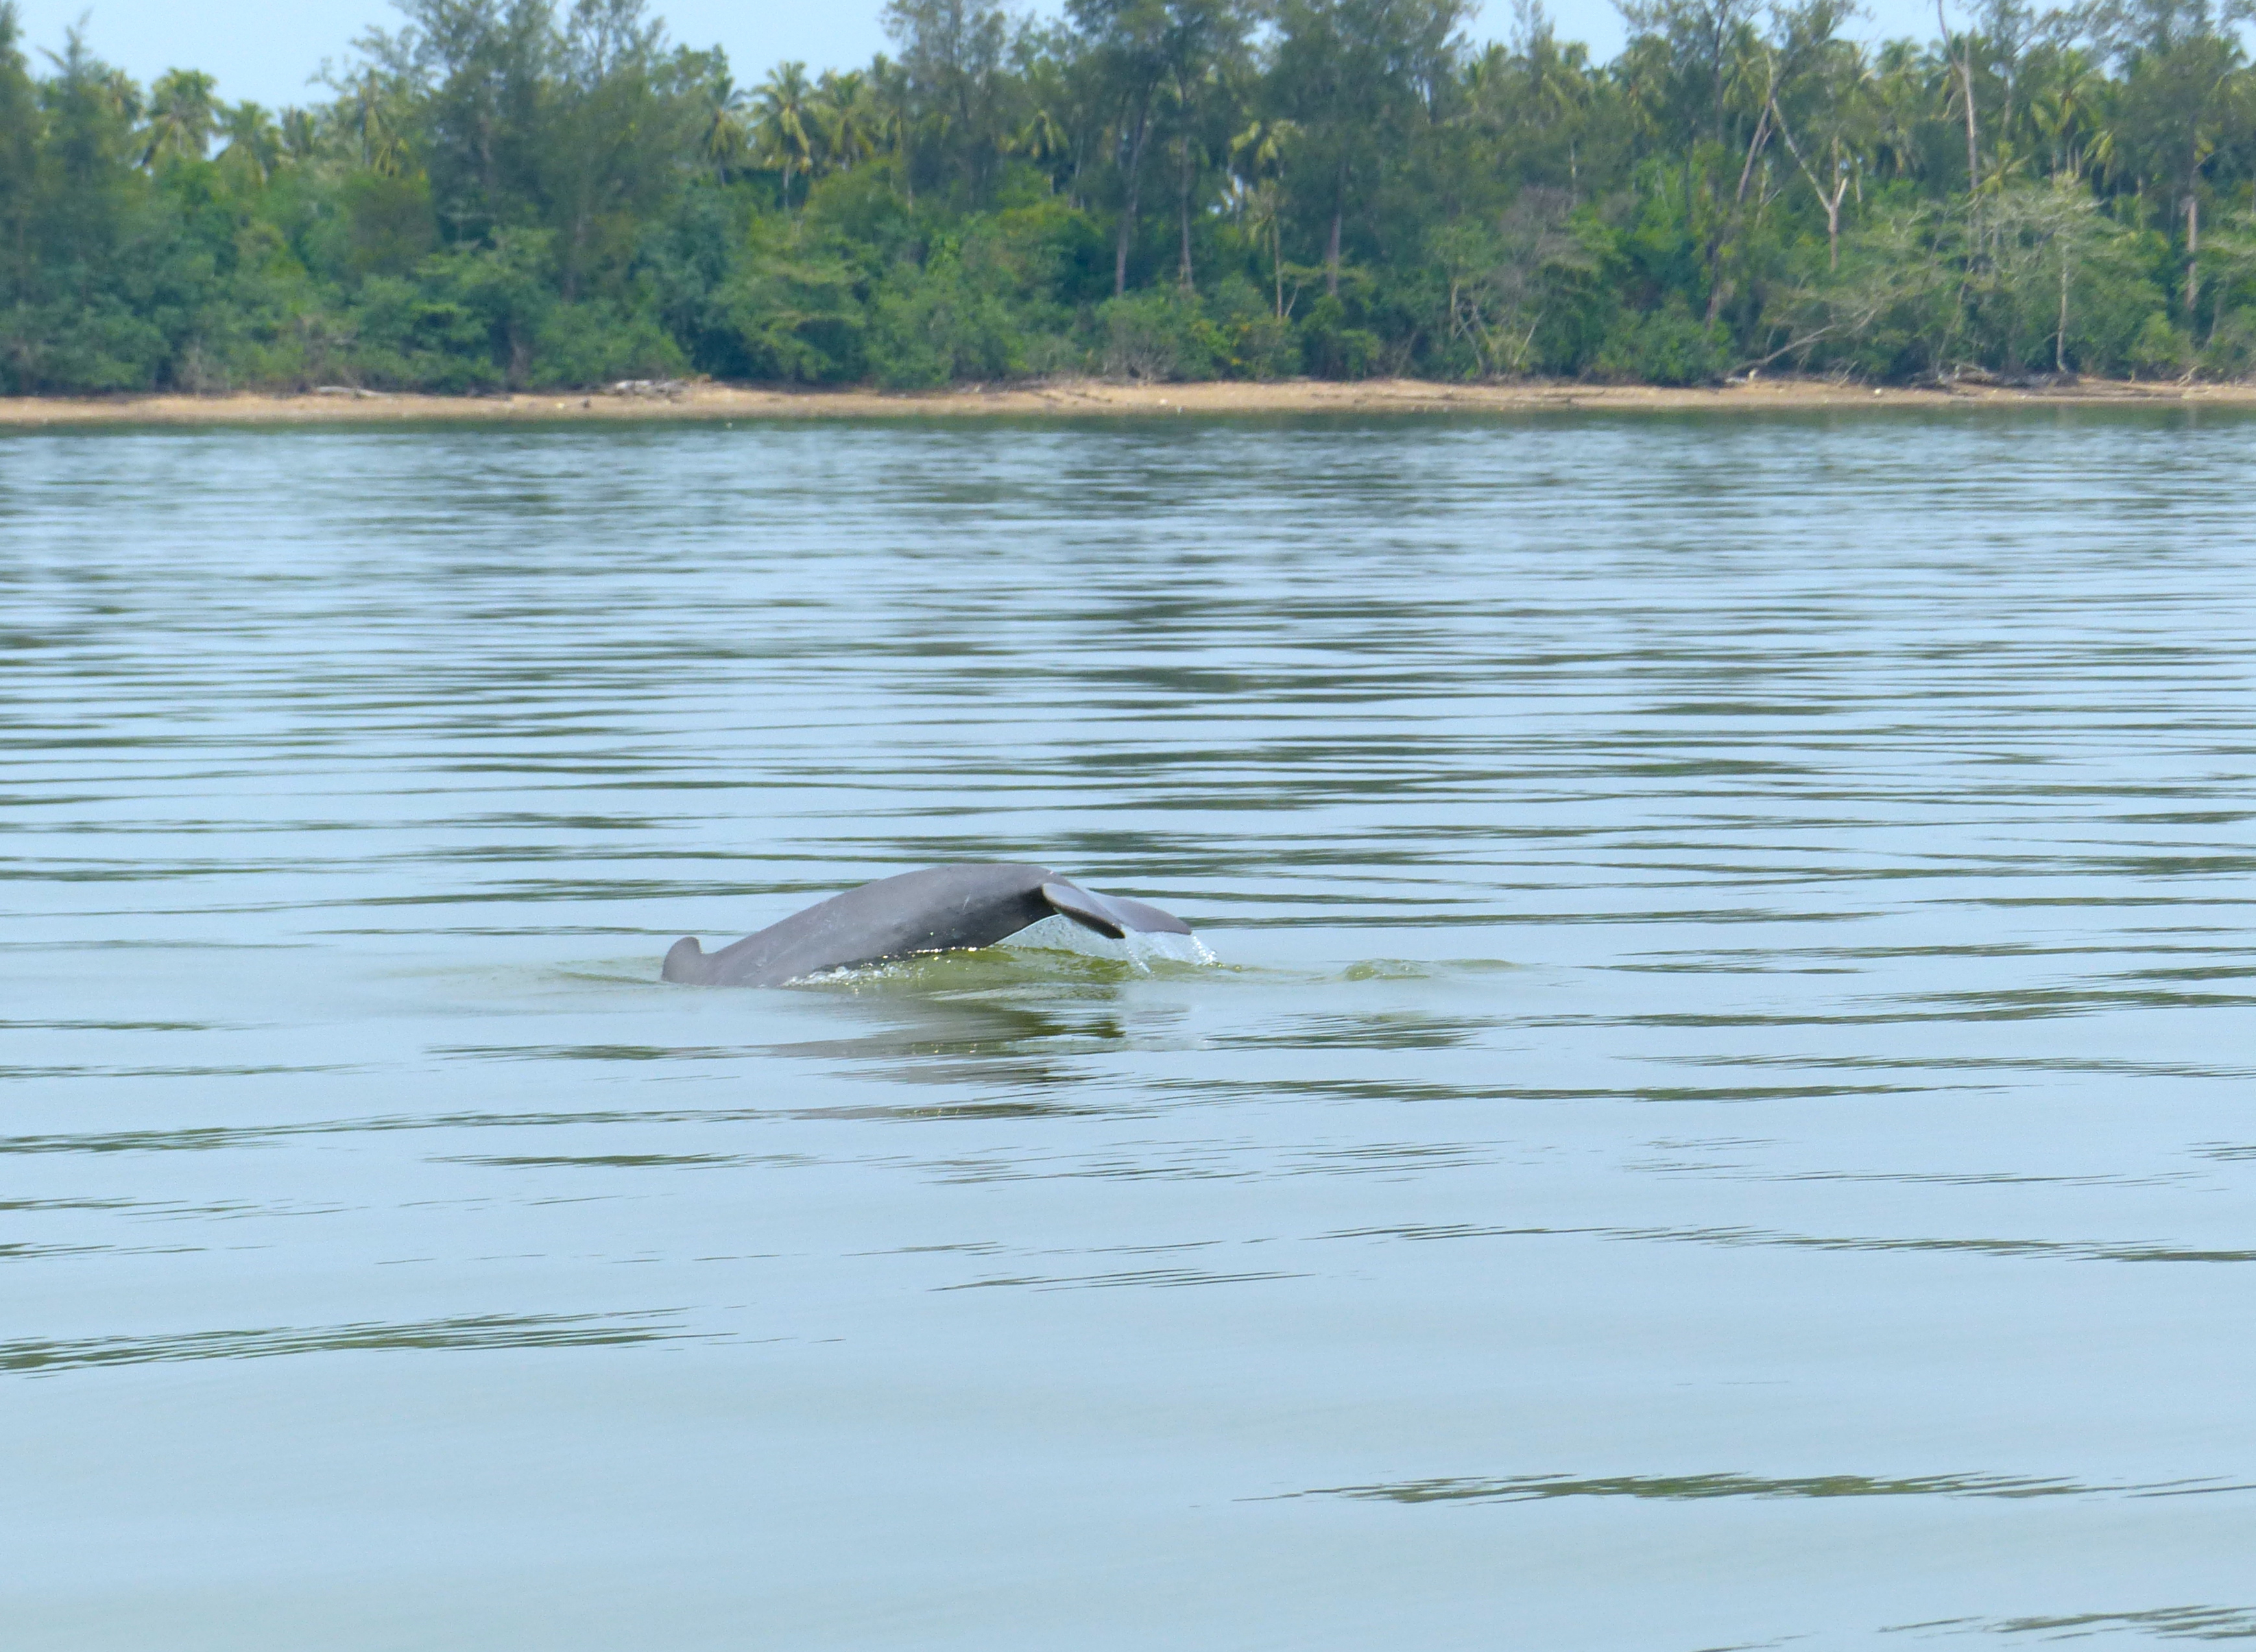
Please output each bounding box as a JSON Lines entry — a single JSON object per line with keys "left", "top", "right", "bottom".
{"left": 0, "top": 374, "right": 2247, "bottom": 425}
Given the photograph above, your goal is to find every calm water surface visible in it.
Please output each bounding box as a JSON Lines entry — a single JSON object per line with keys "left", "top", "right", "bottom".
{"left": 5, "top": 411, "right": 2255, "bottom": 1649}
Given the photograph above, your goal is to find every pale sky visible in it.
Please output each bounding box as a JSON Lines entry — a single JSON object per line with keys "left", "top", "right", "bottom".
{"left": 14, "top": 0, "right": 1957, "bottom": 111}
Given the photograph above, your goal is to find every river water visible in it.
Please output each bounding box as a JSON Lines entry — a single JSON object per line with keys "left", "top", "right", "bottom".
{"left": 5, "top": 411, "right": 2254, "bottom": 1649}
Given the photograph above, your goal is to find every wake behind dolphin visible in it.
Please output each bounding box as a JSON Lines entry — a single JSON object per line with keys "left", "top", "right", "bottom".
{"left": 661, "top": 863, "right": 1205, "bottom": 987}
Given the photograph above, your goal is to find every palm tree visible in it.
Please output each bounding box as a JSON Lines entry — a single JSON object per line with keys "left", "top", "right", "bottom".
{"left": 98, "top": 64, "right": 144, "bottom": 127}
{"left": 343, "top": 69, "right": 408, "bottom": 176}
{"left": 754, "top": 61, "right": 818, "bottom": 212}
{"left": 868, "top": 54, "right": 915, "bottom": 200}
{"left": 217, "top": 101, "right": 282, "bottom": 186}
{"left": 1244, "top": 179, "right": 1289, "bottom": 316}
{"left": 700, "top": 67, "right": 751, "bottom": 182}
{"left": 815, "top": 69, "right": 877, "bottom": 174}
{"left": 141, "top": 68, "right": 217, "bottom": 168}
{"left": 2031, "top": 50, "right": 2113, "bottom": 184}
{"left": 1007, "top": 104, "right": 1070, "bottom": 193}
{"left": 1230, "top": 117, "right": 1297, "bottom": 317}
{"left": 1230, "top": 116, "right": 1294, "bottom": 195}
{"left": 1515, "top": 23, "right": 1595, "bottom": 170}
{"left": 279, "top": 106, "right": 322, "bottom": 165}
{"left": 1867, "top": 39, "right": 1928, "bottom": 184}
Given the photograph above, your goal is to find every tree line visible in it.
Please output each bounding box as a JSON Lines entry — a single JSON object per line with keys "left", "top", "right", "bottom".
{"left": 2, "top": 0, "right": 2254, "bottom": 395}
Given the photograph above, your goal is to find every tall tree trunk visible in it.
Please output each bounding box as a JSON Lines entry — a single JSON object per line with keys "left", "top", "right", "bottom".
{"left": 2185, "top": 191, "right": 2200, "bottom": 318}
{"left": 1182, "top": 147, "right": 1200, "bottom": 289}
{"left": 1114, "top": 95, "right": 1153, "bottom": 298}
{"left": 1962, "top": 64, "right": 1978, "bottom": 192}
{"left": 1115, "top": 162, "right": 1142, "bottom": 295}
{"left": 1708, "top": 102, "right": 1771, "bottom": 325}
{"left": 1177, "top": 139, "right": 1195, "bottom": 290}
{"left": 1775, "top": 96, "right": 1849, "bottom": 273}
{"left": 477, "top": 115, "right": 495, "bottom": 219}
{"left": 1939, "top": 0, "right": 1978, "bottom": 195}
{"left": 1325, "top": 154, "right": 1347, "bottom": 297}
{"left": 1173, "top": 71, "right": 1199, "bottom": 293}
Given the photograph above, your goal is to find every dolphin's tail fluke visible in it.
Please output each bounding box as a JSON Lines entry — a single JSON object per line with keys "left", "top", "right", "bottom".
{"left": 1098, "top": 893, "right": 1195, "bottom": 935}
{"left": 1040, "top": 880, "right": 1192, "bottom": 939}
{"left": 1039, "top": 881, "right": 1126, "bottom": 938}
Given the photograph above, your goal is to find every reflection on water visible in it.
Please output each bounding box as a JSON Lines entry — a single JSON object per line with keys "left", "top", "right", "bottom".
{"left": 1889, "top": 1607, "right": 2256, "bottom": 1643}
{"left": 1325, "top": 1219, "right": 2256, "bottom": 1263}
{"left": 6, "top": 411, "right": 2256, "bottom": 1650}
{"left": 3, "top": 1310, "right": 696, "bottom": 1373}
{"left": 1290, "top": 1471, "right": 2256, "bottom": 1503}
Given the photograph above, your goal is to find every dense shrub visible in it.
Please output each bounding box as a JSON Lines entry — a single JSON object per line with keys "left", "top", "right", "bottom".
{"left": 867, "top": 254, "right": 1022, "bottom": 388}
{"left": 1592, "top": 298, "right": 1727, "bottom": 384}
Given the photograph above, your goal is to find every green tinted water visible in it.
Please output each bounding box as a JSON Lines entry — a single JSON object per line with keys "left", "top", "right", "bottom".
{"left": 4, "top": 412, "right": 2253, "bottom": 1647}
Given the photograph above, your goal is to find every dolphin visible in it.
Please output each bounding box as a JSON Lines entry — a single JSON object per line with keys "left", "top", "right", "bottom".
{"left": 660, "top": 863, "right": 1196, "bottom": 987}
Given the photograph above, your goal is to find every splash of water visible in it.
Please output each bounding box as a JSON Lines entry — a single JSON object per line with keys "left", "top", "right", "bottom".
{"left": 1000, "top": 914, "right": 1218, "bottom": 970}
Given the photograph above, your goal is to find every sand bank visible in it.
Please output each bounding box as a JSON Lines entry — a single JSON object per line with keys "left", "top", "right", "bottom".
{"left": 1, "top": 374, "right": 2248, "bottom": 426}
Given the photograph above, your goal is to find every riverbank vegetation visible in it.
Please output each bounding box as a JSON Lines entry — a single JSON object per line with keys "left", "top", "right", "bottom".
{"left": 4, "top": 0, "right": 2255, "bottom": 394}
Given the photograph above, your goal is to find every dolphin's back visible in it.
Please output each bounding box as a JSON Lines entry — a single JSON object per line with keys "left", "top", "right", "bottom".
{"left": 665, "top": 863, "right": 1062, "bottom": 987}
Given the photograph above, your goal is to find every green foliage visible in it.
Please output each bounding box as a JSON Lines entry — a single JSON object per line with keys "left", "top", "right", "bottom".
{"left": 1778, "top": 198, "right": 2192, "bottom": 380}
{"left": 799, "top": 165, "right": 920, "bottom": 273}
{"left": 7, "top": 0, "right": 2256, "bottom": 393}
{"left": 3, "top": 296, "right": 168, "bottom": 391}
{"left": 2202, "top": 311, "right": 2256, "bottom": 379}
{"left": 1099, "top": 289, "right": 1218, "bottom": 379}
{"left": 1295, "top": 291, "right": 1382, "bottom": 377}
{"left": 699, "top": 254, "right": 867, "bottom": 383}
{"left": 867, "top": 250, "right": 1022, "bottom": 387}
{"left": 532, "top": 299, "right": 686, "bottom": 387}
{"left": 1421, "top": 191, "right": 1603, "bottom": 376}
{"left": 2128, "top": 310, "right": 2190, "bottom": 377}
{"left": 350, "top": 271, "right": 501, "bottom": 391}
{"left": 1592, "top": 296, "right": 1727, "bottom": 384}
{"left": 1203, "top": 275, "right": 1299, "bottom": 377}
{"left": 329, "top": 171, "right": 438, "bottom": 280}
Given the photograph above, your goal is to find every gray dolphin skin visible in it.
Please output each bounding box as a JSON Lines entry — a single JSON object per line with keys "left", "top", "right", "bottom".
{"left": 660, "top": 863, "right": 1195, "bottom": 987}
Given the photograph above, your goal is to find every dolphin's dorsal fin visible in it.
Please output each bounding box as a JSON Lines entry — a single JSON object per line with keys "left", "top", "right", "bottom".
{"left": 1040, "top": 881, "right": 1128, "bottom": 939}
